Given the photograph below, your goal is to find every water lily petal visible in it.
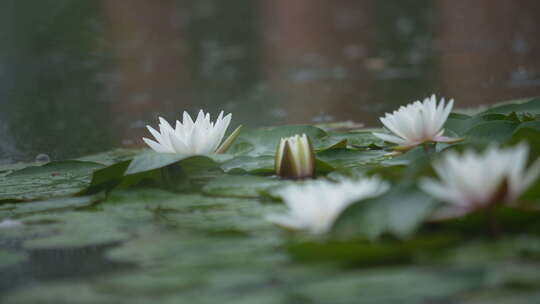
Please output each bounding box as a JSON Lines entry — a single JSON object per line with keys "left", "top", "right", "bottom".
{"left": 143, "top": 110, "right": 237, "bottom": 155}
{"left": 372, "top": 132, "right": 408, "bottom": 145}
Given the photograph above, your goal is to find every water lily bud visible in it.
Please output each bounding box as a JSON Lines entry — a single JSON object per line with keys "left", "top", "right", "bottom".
{"left": 275, "top": 134, "right": 315, "bottom": 179}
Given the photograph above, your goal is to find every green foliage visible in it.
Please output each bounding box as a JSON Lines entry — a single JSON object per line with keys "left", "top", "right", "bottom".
{"left": 0, "top": 194, "right": 103, "bottom": 219}
{"left": 0, "top": 250, "right": 27, "bottom": 268}
{"left": 203, "top": 174, "right": 292, "bottom": 198}
{"left": 445, "top": 113, "right": 508, "bottom": 136}
{"left": 2, "top": 97, "right": 540, "bottom": 302}
{"left": 317, "top": 149, "right": 387, "bottom": 169}
{"left": 481, "top": 97, "right": 540, "bottom": 115}
{"left": 464, "top": 120, "right": 519, "bottom": 144}
{"left": 0, "top": 160, "right": 103, "bottom": 201}
{"left": 125, "top": 151, "right": 230, "bottom": 175}
{"left": 221, "top": 155, "right": 274, "bottom": 174}
{"left": 511, "top": 120, "right": 540, "bottom": 160}
{"left": 335, "top": 185, "right": 438, "bottom": 240}
{"left": 229, "top": 125, "right": 327, "bottom": 156}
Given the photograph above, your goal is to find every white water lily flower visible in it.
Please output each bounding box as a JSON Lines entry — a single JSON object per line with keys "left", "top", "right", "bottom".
{"left": 267, "top": 177, "right": 390, "bottom": 234}
{"left": 419, "top": 144, "right": 540, "bottom": 218}
{"left": 143, "top": 110, "right": 241, "bottom": 154}
{"left": 275, "top": 134, "right": 315, "bottom": 179}
{"left": 373, "top": 94, "right": 461, "bottom": 150}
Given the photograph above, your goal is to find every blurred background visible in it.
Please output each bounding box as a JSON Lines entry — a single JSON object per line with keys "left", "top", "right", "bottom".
{"left": 0, "top": 0, "right": 539, "bottom": 162}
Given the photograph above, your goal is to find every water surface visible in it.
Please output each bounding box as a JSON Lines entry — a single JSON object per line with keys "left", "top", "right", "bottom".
{"left": 1, "top": 0, "right": 539, "bottom": 161}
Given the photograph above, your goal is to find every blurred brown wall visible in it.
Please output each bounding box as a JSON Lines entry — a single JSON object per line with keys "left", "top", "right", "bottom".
{"left": 439, "top": 0, "right": 540, "bottom": 106}
{"left": 103, "top": 0, "right": 193, "bottom": 142}
{"left": 260, "top": 0, "right": 372, "bottom": 124}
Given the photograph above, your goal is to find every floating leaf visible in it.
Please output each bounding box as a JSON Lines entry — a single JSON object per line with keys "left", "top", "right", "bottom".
{"left": 203, "top": 175, "right": 292, "bottom": 198}
{"left": 229, "top": 125, "right": 326, "bottom": 156}
{"left": 21, "top": 212, "right": 131, "bottom": 249}
{"left": 221, "top": 156, "right": 274, "bottom": 174}
{"left": 317, "top": 149, "right": 387, "bottom": 169}
{"left": 0, "top": 194, "right": 103, "bottom": 219}
{"left": 482, "top": 97, "right": 540, "bottom": 115}
{"left": 292, "top": 266, "right": 484, "bottom": 304}
{"left": 464, "top": 120, "right": 519, "bottom": 144}
{"left": 334, "top": 185, "right": 437, "bottom": 240}
{"left": 0, "top": 250, "right": 27, "bottom": 268}
{"left": 125, "top": 151, "right": 230, "bottom": 175}
{"left": 82, "top": 160, "right": 132, "bottom": 194}
{"left": 457, "top": 290, "right": 540, "bottom": 304}
{"left": 445, "top": 113, "right": 509, "bottom": 136}
{"left": 511, "top": 120, "right": 540, "bottom": 160}
{"left": 0, "top": 161, "right": 104, "bottom": 202}
{"left": 75, "top": 148, "right": 141, "bottom": 166}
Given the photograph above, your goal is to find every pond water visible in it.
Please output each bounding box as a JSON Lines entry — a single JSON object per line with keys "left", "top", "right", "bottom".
{"left": 1, "top": 0, "right": 540, "bottom": 162}
{"left": 1, "top": 2, "right": 540, "bottom": 303}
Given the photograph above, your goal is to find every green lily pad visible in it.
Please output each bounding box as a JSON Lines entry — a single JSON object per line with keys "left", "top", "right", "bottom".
{"left": 326, "top": 130, "right": 385, "bottom": 148}
{"left": 221, "top": 156, "right": 275, "bottom": 174}
{"left": 426, "top": 207, "right": 540, "bottom": 236}
{"left": 21, "top": 212, "right": 131, "bottom": 249}
{"left": 202, "top": 174, "right": 292, "bottom": 198}
{"left": 75, "top": 148, "right": 141, "bottom": 166}
{"left": 511, "top": 120, "right": 540, "bottom": 161}
{"left": 4, "top": 119, "right": 540, "bottom": 303}
{"left": 0, "top": 194, "right": 103, "bottom": 219}
{"left": 464, "top": 120, "right": 519, "bottom": 144}
{"left": 316, "top": 149, "right": 387, "bottom": 169}
{"left": 433, "top": 237, "right": 540, "bottom": 265}
{"left": 445, "top": 113, "right": 510, "bottom": 136}
{"left": 292, "top": 266, "right": 485, "bottom": 304}
{"left": 222, "top": 155, "right": 334, "bottom": 175}
{"left": 3, "top": 282, "right": 125, "bottom": 304}
{"left": 230, "top": 125, "right": 327, "bottom": 156}
{"left": 0, "top": 250, "right": 27, "bottom": 268}
{"left": 482, "top": 97, "right": 540, "bottom": 115}
{"left": 457, "top": 290, "right": 540, "bottom": 304}
{"left": 83, "top": 160, "right": 132, "bottom": 194}
{"left": 125, "top": 151, "right": 231, "bottom": 175}
{"left": 0, "top": 161, "right": 104, "bottom": 202}
{"left": 335, "top": 185, "right": 437, "bottom": 240}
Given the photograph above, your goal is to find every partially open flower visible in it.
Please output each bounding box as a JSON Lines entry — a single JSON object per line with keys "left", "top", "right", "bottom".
{"left": 275, "top": 134, "right": 315, "bottom": 179}
{"left": 373, "top": 94, "right": 462, "bottom": 151}
{"left": 419, "top": 144, "right": 540, "bottom": 218}
{"left": 267, "top": 177, "right": 390, "bottom": 234}
{"left": 143, "top": 110, "right": 241, "bottom": 154}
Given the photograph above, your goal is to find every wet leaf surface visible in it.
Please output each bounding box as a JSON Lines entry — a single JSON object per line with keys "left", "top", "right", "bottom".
{"left": 2, "top": 99, "right": 540, "bottom": 302}
{"left": 0, "top": 161, "right": 104, "bottom": 202}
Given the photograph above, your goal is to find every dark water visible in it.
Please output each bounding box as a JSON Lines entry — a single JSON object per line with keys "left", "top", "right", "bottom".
{"left": 0, "top": 242, "right": 132, "bottom": 294}
{"left": 1, "top": 0, "right": 539, "bottom": 162}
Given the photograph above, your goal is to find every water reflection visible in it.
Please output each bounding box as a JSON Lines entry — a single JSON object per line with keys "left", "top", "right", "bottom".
{"left": 0, "top": 0, "right": 539, "bottom": 161}
{"left": 439, "top": 0, "right": 540, "bottom": 104}
{"left": 0, "top": 243, "right": 133, "bottom": 295}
